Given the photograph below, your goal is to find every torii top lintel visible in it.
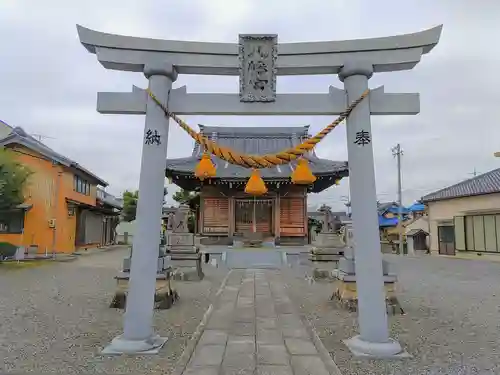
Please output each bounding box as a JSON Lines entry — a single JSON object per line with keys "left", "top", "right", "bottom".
{"left": 76, "top": 25, "right": 442, "bottom": 76}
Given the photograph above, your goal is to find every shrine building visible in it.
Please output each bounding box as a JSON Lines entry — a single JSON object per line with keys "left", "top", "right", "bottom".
{"left": 165, "top": 125, "right": 348, "bottom": 245}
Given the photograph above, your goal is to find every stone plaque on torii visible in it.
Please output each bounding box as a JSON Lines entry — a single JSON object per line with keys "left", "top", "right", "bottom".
{"left": 77, "top": 24, "right": 442, "bottom": 357}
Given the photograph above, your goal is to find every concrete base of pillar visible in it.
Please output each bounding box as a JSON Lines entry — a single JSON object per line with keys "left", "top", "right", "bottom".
{"left": 344, "top": 335, "right": 410, "bottom": 359}
{"left": 101, "top": 334, "right": 168, "bottom": 355}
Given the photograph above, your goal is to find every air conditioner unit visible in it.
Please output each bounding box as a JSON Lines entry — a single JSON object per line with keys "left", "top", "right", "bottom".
{"left": 48, "top": 219, "right": 56, "bottom": 228}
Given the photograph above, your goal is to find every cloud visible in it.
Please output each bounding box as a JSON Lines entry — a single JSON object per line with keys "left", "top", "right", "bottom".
{"left": 0, "top": 0, "right": 498, "bottom": 211}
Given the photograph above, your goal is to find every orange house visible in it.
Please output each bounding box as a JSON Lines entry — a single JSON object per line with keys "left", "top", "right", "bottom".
{"left": 0, "top": 124, "right": 122, "bottom": 254}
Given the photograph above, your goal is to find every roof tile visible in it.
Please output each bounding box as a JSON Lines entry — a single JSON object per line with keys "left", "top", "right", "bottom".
{"left": 422, "top": 168, "right": 500, "bottom": 202}
{"left": 166, "top": 125, "right": 348, "bottom": 179}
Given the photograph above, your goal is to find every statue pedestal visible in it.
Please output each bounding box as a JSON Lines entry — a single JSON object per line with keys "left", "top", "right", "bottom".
{"left": 169, "top": 233, "right": 204, "bottom": 281}
{"left": 110, "top": 266, "right": 179, "bottom": 310}
{"left": 331, "top": 258, "right": 404, "bottom": 315}
{"left": 310, "top": 232, "right": 345, "bottom": 263}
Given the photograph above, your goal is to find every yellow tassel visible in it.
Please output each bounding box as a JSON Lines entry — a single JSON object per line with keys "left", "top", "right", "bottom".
{"left": 195, "top": 152, "right": 216, "bottom": 181}
{"left": 291, "top": 158, "right": 317, "bottom": 185}
{"left": 334, "top": 178, "right": 341, "bottom": 185}
{"left": 244, "top": 169, "right": 268, "bottom": 196}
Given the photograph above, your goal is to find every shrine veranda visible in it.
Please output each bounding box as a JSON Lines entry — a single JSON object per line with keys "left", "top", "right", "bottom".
{"left": 77, "top": 24, "right": 442, "bottom": 357}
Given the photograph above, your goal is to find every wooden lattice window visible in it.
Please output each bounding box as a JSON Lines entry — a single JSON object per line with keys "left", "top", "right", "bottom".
{"left": 280, "top": 198, "right": 304, "bottom": 226}
{"left": 203, "top": 198, "right": 229, "bottom": 233}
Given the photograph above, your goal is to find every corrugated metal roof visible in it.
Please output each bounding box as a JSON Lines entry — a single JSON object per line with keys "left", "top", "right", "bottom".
{"left": 0, "top": 126, "right": 108, "bottom": 186}
{"left": 166, "top": 125, "right": 348, "bottom": 179}
{"left": 421, "top": 168, "right": 500, "bottom": 202}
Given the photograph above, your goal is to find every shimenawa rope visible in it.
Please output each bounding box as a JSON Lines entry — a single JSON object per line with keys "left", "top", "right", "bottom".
{"left": 146, "top": 88, "right": 369, "bottom": 169}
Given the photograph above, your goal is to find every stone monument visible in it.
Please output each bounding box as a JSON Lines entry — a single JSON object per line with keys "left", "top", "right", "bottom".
{"left": 110, "top": 244, "right": 178, "bottom": 311}
{"left": 169, "top": 204, "right": 204, "bottom": 281}
{"left": 78, "top": 23, "right": 441, "bottom": 357}
{"left": 332, "top": 222, "right": 404, "bottom": 316}
{"left": 310, "top": 206, "right": 346, "bottom": 262}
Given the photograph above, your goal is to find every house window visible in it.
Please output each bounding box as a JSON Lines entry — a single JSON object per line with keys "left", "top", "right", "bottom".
{"left": 465, "top": 214, "right": 500, "bottom": 253}
{"left": 0, "top": 211, "right": 24, "bottom": 234}
{"left": 74, "top": 175, "right": 90, "bottom": 196}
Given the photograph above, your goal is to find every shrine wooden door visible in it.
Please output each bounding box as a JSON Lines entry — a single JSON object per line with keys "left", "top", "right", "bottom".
{"left": 235, "top": 199, "right": 273, "bottom": 235}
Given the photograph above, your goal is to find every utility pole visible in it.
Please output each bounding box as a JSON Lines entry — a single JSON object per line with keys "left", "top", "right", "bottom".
{"left": 469, "top": 168, "right": 479, "bottom": 177}
{"left": 391, "top": 144, "right": 404, "bottom": 255}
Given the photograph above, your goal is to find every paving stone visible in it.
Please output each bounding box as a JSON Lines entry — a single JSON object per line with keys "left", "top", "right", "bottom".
{"left": 236, "top": 297, "right": 254, "bottom": 307}
{"left": 198, "top": 330, "right": 228, "bottom": 345}
{"left": 257, "top": 317, "right": 277, "bottom": 329}
{"left": 257, "top": 344, "right": 289, "bottom": 365}
{"left": 257, "top": 328, "right": 283, "bottom": 344}
{"left": 217, "top": 302, "right": 237, "bottom": 313}
{"left": 183, "top": 366, "right": 220, "bottom": 375}
{"left": 281, "top": 327, "right": 310, "bottom": 339}
{"left": 257, "top": 365, "right": 294, "bottom": 375}
{"left": 255, "top": 289, "right": 271, "bottom": 295}
{"left": 206, "top": 316, "right": 232, "bottom": 330}
{"left": 278, "top": 314, "right": 304, "bottom": 329}
{"left": 231, "top": 322, "right": 255, "bottom": 336}
{"left": 290, "top": 356, "right": 330, "bottom": 375}
{"left": 275, "top": 303, "right": 295, "bottom": 314}
{"left": 284, "top": 338, "right": 318, "bottom": 355}
{"left": 189, "top": 345, "right": 226, "bottom": 367}
{"left": 210, "top": 310, "right": 234, "bottom": 321}
{"left": 220, "top": 368, "right": 254, "bottom": 375}
{"left": 256, "top": 306, "right": 277, "bottom": 318}
{"left": 183, "top": 270, "right": 331, "bottom": 375}
{"left": 234, "top": 307, "right": 255, "bottom": 322}
{"left": 222, "top": 351, "right": 256, "bottom": 369}
{"left": 226, "top": 335, "right": 255, "bottom": 352}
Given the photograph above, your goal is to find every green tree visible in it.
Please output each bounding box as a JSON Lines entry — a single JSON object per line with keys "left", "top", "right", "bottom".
{"left": 122, "top": 187, "right": 168, "bottom": 222}
{"left": 0, "top": 148, "right": 32, "bottom": 210}
{"left": 172, "top": 189, "right": 198, "bottom": 205}
{"left": 122, "top": 190, "right": 138, "bottom": 222}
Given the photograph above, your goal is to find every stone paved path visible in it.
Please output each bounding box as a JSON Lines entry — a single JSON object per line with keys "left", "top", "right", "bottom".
{"left": 182, "top": 269, "right": 333, "bottom": 375}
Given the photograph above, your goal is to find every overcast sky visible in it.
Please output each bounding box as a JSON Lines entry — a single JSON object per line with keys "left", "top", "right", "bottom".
{"left": 1, "top": 0, "right": 499, "bottom": 210}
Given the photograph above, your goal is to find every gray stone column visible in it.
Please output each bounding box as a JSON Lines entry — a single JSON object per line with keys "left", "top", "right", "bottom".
{"left": 104, "top": 63, "right": 177, "bottom": 354}
{"left": 339, "top": 62, "right": 403, "bottom": 357}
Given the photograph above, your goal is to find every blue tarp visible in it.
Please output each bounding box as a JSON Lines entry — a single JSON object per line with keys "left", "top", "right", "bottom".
{"left": 408, "top": 203, "right": 425, "bottom": 212}
{"left": 385, "top": 205, "right": 410, "bottom": 215}
{"left": 378, "top": 215, "right": 399, "bottom": 227}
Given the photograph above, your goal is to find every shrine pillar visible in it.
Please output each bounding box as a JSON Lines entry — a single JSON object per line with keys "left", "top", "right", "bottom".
{"left": 105, "top": 63, "right": 177, "bottom": 354}
{"left": 340, "top": 62, "right": 402, "bottom": 356}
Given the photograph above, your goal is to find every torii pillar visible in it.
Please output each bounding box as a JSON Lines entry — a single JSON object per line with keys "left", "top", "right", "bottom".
{"left": 340, "top": 62, "right": 403, "bottom": 356}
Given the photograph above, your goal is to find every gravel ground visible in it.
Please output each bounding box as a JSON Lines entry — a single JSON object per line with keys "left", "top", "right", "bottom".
{"left": 284, "top": 254, "right": 500, "bottom": 375}
{"left": 0, "top": 247, "right": 228, "bottom": 374}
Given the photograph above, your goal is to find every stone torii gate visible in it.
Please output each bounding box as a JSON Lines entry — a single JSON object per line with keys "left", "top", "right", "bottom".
{"left": 77, "top": 25, "right": 442, "bottom": 357}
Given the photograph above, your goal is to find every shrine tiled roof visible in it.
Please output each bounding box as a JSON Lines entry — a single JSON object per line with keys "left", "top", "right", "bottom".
{"left": 421, "top": 168, "right": 500, "bottom": 202}
{"left": 165, "top": 125, "right": 348, "bottom": 180}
